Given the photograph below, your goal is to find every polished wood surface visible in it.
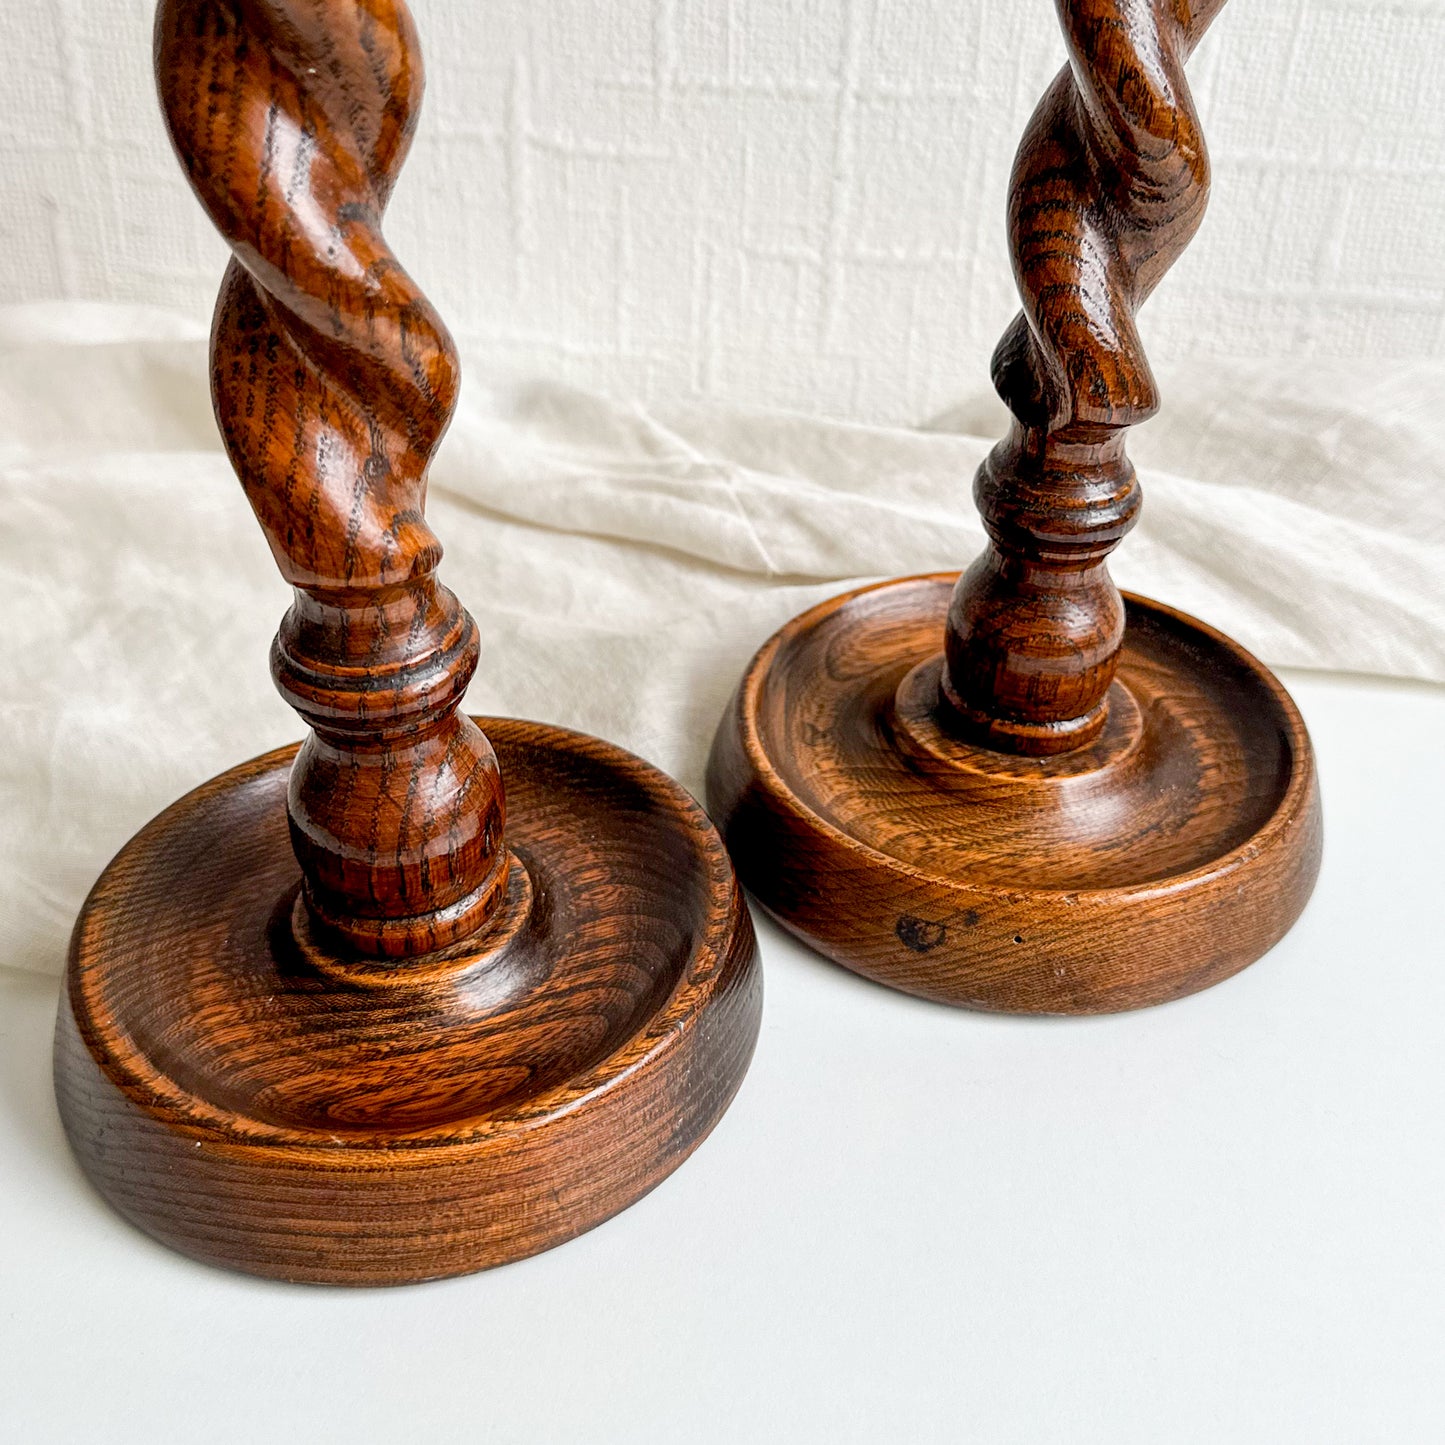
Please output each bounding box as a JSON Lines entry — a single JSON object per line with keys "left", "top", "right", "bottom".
{"left": 58, "top": 722, "right": 759, "bottom": 1285}
{"left": 55, "top": 0, "right": 760, "bottom": 1283}
{"left": 944, "top": 0, "right": 1226, "bottom": 756}
{"left": 709, "top": 576, "right": 1319, "bottom": 1011}
{"left": 156, "top": 0, "right": 501, "bottom": 958}
{"left": 708, "top": 0, "right": 1321, "bottom": 1011}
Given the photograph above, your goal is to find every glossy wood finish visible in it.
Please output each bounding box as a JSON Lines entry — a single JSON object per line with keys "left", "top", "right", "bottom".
{"left": 156, "top": 0, "right": 498, "bottom": 957}
{"left": 944, "top": 0, "right": 1227, "bottom": 757}
{"left": 59, "top": 722, "right": 759, "bottom": 1285}
{"left": 708, "top": 0, "right": 1321, "bottom": 1011}
{"left": 709, "top": 576, "right": 1319, "bottom": 1011}
{"left": 55, "top": 0, "right": 760, "bottom": 1283}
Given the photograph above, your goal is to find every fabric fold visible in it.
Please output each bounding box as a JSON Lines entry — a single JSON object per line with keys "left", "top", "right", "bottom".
{"left": 3, "top": 303, "right": 1442, "bottom": 977}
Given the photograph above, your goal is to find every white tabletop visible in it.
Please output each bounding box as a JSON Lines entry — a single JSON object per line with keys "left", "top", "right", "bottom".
{"left": 3, "top": 669, "right": 1442, "bottom": 1444}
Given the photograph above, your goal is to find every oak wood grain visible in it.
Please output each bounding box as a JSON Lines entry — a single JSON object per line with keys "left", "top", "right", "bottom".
{"left": 156, "top": 0, "right": 501, "bottom": 956}
{"left": 59, "top": 721, "right": 760, "bottom": 1285}
{"left": 709, "top": 576, "right": 1319, "bottom": 1011}
{"left": 55, "top": 0, "right": 761, "bottom": 1283}
{"left": 944, "top": 0, "right": 1228, "bottom": 756}
{"left": 708, "top": 0, "right": 1321, "bottom": 1011}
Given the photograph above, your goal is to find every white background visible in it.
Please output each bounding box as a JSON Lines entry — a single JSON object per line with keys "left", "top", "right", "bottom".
{"left": 2, "top": 0, "right": 1444, "bottom": 422}
{"left": 2, "top": 671, "right": 1443, "bottom": 1443}
{"left": 3, "top": 3, "right": 1444, "bottom": 1439}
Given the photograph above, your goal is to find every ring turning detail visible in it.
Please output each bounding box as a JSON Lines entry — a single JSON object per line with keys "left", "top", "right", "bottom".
{"left": 708, "top": 0, "right": 1321, "bottom": 1012}
{"left": 944, "top": 0, "right": 1227, "bottom": 756}
{"left": 55, "top": 0, "right": 761, "bottom": 1285}
{"left": 156, "top": 0, "right": 503, "bottom": 957}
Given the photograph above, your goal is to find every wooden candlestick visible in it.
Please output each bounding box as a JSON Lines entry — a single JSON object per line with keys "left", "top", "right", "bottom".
{"left": 708, "top": 0, "right": 1321, "bottom": 1013}
{"left": 53, "top": 0, "right": 760, "bottom": 1286}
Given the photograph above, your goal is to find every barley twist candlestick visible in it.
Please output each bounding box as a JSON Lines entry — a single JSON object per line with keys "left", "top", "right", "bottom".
{"left": 709, "top": 0, "right": 1321, "bottom": 1013}
{"left": 944, "top": 0, "right": 1224, "bottom": 754}
{"left": 54, "top": 0, "right": 760, "bottom": 1285}
{"left": 168, "top": 0, "right": 503, "bottom": 958}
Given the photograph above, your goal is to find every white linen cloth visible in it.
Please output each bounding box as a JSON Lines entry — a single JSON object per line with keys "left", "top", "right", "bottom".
{"left": 3, "top": 302, "right": 1443, "bottom": 978}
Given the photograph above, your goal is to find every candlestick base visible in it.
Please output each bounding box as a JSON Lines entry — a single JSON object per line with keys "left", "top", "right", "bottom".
{"left": 56, "top": 719, "right": 761, "bottom": 1285}
{"left": 708, "top": 574, "right": 1320, "bottom": 1013}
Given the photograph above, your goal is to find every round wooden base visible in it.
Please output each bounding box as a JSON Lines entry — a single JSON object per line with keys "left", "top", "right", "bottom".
{"left": 56, "top": 719, "right": 761, "bottom": 1286}
{"left": 708, "top": 574, "right": 1321, "bottom": 1014}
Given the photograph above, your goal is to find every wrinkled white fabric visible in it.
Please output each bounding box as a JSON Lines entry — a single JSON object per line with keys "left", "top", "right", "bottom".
{"left": 3, "top": 302, "right": 1443, "bottom": 977}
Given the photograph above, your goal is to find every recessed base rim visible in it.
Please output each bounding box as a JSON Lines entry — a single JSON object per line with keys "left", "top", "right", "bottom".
{"left": 707, "top": 574, "right": 1321, "bottom": 1014}
{"left": 56, "top": 717, "right": 762, "bottom": 1286}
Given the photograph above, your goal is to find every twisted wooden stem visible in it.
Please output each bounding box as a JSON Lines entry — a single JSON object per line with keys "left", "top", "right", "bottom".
{"left": 943, "top": 0, "right": 1226, "bottom": 755}
{"left": 156, "top": 0, "right": 506, "bottom": 957}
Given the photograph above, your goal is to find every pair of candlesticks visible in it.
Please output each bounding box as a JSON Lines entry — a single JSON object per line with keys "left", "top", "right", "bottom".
{"left": 54, "top": 0, "right": 1320, "bottom": 1286}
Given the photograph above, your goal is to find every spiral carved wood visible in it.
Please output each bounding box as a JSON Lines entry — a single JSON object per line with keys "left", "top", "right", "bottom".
{"left": 155, "top": 0, "right": 505, "bottom": 956}
{"left": 53, "top": 0, "right": 763, "bottom": 1285}
{"left": 705, "top": 0, "right": 1318, "bottom": 1012}
{"left": 943, "top": 0, "right": 1227, "bottom": 755}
